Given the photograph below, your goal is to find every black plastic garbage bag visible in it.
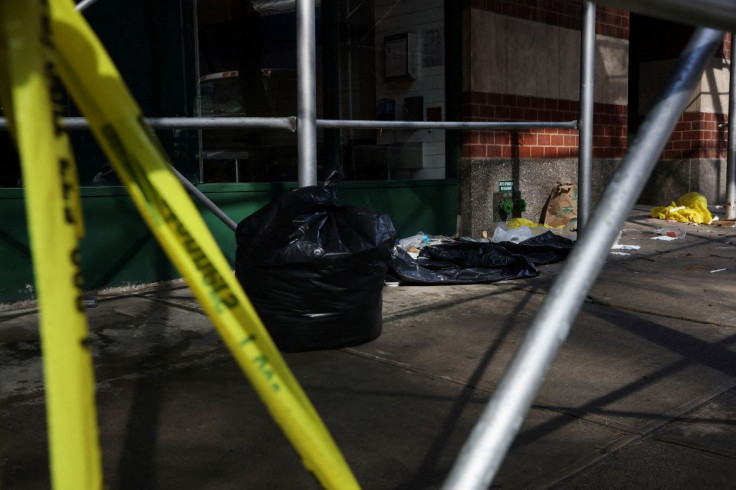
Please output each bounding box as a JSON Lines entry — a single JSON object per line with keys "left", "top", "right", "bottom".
{"left": 388, "top": 232, "right": 573, "bottom": 285}
{"left": 235, "top": 172, "right": 396, "bottom": 352}
{"left": 495, "top": 231, "right": 574, "bottom": 264}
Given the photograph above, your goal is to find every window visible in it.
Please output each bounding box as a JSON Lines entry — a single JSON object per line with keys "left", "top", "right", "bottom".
{"left": 196, "top": 0, "right": 311, "bottom": 182}
{"left": 333, "top": 0, "right": 448, "bottom": 181}
{"left": 195, "top": 0, "right": 449, "bottom": 183}
{"left": 0, "top": 0, "right": 452, "bottom": 188}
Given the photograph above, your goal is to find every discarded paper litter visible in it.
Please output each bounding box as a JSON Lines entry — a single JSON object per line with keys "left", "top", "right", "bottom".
{"left": 542, "top": 179, "right": 578, "bottom": 228}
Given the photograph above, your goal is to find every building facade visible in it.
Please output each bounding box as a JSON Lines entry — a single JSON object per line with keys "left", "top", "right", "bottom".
{"left": 0, "top": 0, "right": 732, "bottom": 302}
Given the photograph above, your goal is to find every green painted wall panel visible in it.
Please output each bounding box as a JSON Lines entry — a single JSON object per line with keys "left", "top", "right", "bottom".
{"left": 0, "top": 181, "right": 457, "bottom": 303}
{"left": 0, "top": 193, "right": 32, "bottom": 300}
{"left": 337, "top": 180, "right": 459, "bottom": 237}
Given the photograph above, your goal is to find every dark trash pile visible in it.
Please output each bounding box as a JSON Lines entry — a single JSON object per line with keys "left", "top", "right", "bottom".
{"left": 388, "top": 232, "right": 574, "bottom": 285}
{"left": 235, "top": 170, "right": 396, "bottom": 352}
{"left": 234, "top": 170, "right": 574, "bottom": 351}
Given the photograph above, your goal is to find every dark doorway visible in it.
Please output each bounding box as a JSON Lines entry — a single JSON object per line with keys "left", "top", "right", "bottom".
{"left": 627, "top": 14, "right": 695, "bottom": 140}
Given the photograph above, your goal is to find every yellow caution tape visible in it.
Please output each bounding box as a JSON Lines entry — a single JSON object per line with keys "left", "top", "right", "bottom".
{"left": 46, "top": 0, "right": 359, "bottom": 488}
{"left": 0, "top": 1, "right": 102, "bottom": 489}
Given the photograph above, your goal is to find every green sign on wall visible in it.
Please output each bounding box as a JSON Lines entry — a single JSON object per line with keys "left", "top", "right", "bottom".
{"left": 498, "top": 180, "right": 513, "bottom": 192}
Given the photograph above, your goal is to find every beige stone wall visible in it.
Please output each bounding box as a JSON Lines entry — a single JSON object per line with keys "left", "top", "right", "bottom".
{"left": 468, "top": 9, "right": 628, "bottom": 106}
{"left": 696, "top": 58, "right": 731, "bottom": 114}
{"left": 639, "top": 58, "right": 731, "bottom": 115}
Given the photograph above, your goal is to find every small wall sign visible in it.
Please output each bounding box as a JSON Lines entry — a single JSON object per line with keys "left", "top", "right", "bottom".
{"left": 498, "top": 180, "right": 514, "bottom": 192}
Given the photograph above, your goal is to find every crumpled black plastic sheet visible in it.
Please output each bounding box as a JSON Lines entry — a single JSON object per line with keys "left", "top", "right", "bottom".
{"left": 388, "top": 231, "right": 574, "bottom": 285}
{"left": 235, "top": 171, "right": 397, "bottom": 352}
{"left": 496, "top": 231, "right": 575, "bottom": 264}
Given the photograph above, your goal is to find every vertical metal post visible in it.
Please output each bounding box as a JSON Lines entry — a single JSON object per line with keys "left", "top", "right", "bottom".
{"left": 297, "top": 0, "right": 318, "bottom": 187}
{"left": 442, "top": 27, "right": 723, "bottom": 490}
{"left": 578, "top": 2, "right": 596, "bottom": 235}
{"left": 727, "top": 33, "right": 736, "bottom": 219}
{"left": 193, "top": 0, "right": 204, "bottom": 184}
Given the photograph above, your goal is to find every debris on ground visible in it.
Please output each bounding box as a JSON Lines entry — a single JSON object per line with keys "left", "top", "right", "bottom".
{"left": 611, "top": 229, "right": 641, "bottom": 252}
{"left": 491, "top": 218, "right": 576, "bottom": 244}
{"left": 653, "top": 224, "right": 686, "bottom": 239}
{"left": 651, "top": 235, "right": 678, "bottom": 241}
{"left": 396, "top": 232, "right": 453, "bottom": 258}
{"left": 542, "top": 179, "right": 577, "bottom": 227}
{"left": 650, "top": 192, "right": 713, "bottom": 224}
{"left": 388, "top": 232, "right": 574, "bottom": 285}
{"left": 611, "top": 243, "right": 640, "bottom": 251}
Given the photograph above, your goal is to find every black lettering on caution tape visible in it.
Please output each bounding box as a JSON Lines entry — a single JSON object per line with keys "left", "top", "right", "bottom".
{"left": 159, "top": 201, "right": 239, "bottom": 313}
{"left": 38, "top": 3, "right": 85, "bottom": 312}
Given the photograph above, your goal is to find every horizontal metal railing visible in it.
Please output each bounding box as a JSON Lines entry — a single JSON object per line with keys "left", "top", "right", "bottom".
{"left": 0, "top": 117, "right": 578, "bottom": 132}
{"left": 0, "top": 116, "right": 297, "bottom": 131}
{"left": 316, "top": 119, "right": 579, "bottom": 130}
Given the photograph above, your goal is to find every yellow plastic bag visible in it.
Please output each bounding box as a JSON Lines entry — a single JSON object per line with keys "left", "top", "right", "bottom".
{"left": 650, "top": 192, "right": 713, "bottom": 224}
{"left": 507, "top": 218, "right": 562, "bottom": 229}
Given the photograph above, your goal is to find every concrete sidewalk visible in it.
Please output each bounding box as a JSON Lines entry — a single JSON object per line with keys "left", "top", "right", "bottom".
{"left": 2, "top": 206, "right": 736, "bottom": 489}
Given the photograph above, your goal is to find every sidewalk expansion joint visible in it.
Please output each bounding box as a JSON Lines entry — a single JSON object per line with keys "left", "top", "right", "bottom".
{"left": 138, "top": 294, "right": 206, "bottom": 315}
{"left": 570, "top": 384, "right": 736, "bottom": 476}
{"left": 654, "top": 437, "right": 736, "bottom": 461}
{"left": 383, "top": 289, "right": 515, "bottom": 323}
{"left": 528, "top": 403, "right": 640, "bottom": 436}
{"left": 341, "top": 347, "right": 495, "bottom": 395}
{"left": 508, "top": 285, "right": 549, "bottom": 297}
{"left": 583, "top": 297, "right": 735, "bottom": 329}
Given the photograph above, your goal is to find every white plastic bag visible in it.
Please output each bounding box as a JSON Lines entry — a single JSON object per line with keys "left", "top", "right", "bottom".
{"left": 492, "top": 224, "right": 534, "bottom": 244}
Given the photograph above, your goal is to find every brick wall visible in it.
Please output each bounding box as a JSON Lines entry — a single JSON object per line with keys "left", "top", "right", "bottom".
{"left": 469, "top": 0, "right": 629, "bottom": 39}
{"left": 722, "top": 32, "right": 732, "bottom": 60}
{"left": 662, "top": 112, "right": 728, "bottom": 160}
{"left": 460, "top": 96, "right": 729, "bottom": 162}
{"left": 462, "top": 92, "right": 627, "bottom": 159}
{"left": 464, "top": 1, "right": 629, "bottom": 162}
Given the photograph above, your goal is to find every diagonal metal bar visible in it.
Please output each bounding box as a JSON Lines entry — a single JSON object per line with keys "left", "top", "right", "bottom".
{"left": 598, "top": 0, "right": 736, "bottom": 32}
{"left": 442, "top": 26, "right": 724, "bottom": 490}
{"left": 169, "top": 166, "right": 238, "bottom": 231}
{"left": 75, "top": 0, "right": 100, "bottom": 12}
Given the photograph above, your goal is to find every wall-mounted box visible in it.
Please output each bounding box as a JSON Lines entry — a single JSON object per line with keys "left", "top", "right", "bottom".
{"left": 384, "top": 33, "right": 418, "bottom": 80}
{"left": 404, "top": 96, "right": 423, "bottom": 121}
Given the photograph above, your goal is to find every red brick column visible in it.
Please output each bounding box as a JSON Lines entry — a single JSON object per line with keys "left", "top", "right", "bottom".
{"left": 662, "top": 112, "right": 728, "bottom": 160}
